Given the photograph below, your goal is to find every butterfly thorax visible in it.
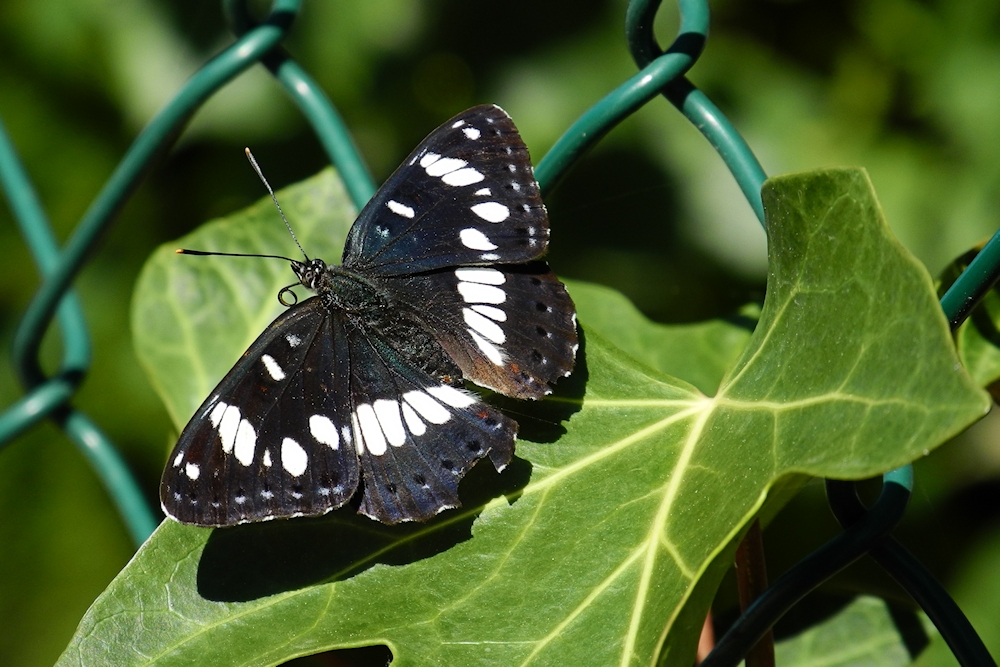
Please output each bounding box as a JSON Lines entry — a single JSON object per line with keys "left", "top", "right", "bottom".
{"left": 292, "top": 258, "right": 464, "bottom": 386}
{"left": 292, "top": 259, "right": 384, "bottom": 313}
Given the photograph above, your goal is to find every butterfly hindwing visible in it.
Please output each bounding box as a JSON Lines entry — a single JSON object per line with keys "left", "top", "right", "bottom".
{"left": 382, "top": 262, "right": 578, "bottom": 399}
{"left": 342, "top": 318, "right": 516, "bottom": 523}
{"left": 341, "top": 105, "right": 549, "bottom": 275}
{"left": 160, "top": 298, "right": 359, "bottom": 526}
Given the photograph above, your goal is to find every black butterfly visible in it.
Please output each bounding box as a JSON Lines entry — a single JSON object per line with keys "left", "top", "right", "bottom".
{"left": 160, "top": 105, "right": 578, "bottom": 526}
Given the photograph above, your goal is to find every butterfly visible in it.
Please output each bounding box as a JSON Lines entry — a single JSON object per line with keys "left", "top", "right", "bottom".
{"left": 160, "top": 104, "right": 578, "bottom": 526}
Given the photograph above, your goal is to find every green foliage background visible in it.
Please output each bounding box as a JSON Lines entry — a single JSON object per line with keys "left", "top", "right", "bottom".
{"left": 2, "top": 0, "right": 1000, "bottom": 665}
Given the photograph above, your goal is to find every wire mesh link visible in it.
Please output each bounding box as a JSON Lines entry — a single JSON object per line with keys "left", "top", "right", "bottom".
{"left": 225, "top": 0, "right": 377, "bottom": 209}
{"left": 0, "top": 119, "right": 87, "bottom": 444}
{"left": 0, "top": 0, "right": 997, "bottom": 662}
{"left": 0, "top": 0, "right": 304, "bottom": 545}
{"left": 827, "top": 480, "right": 997, "bottom": 667}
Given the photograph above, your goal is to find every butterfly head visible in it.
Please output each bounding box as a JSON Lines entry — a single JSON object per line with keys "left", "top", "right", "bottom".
{"left": 292, "top": 258, "right": 328, "bottom": 291}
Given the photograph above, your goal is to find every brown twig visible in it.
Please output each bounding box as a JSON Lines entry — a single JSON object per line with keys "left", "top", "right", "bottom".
{"left": 697, "top": 610, "right": 716, "bottom": 663}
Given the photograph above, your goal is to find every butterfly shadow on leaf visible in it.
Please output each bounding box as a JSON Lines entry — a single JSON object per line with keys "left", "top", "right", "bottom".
{"left": 487, "top": 326, "right": 589, "bottom": 444}
{"left": 195, "top": 455, "right": 528, "bottom": 602}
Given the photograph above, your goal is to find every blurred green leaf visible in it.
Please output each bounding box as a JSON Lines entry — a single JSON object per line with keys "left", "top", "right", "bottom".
{"left": 775, "top": 596, "right": 936, "bottom": 667}
{"left": 56, "top": 167, "right": 987, "bottom": 666}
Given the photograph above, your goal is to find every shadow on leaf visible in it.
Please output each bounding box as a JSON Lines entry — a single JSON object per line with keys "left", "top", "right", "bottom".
{"left": 490, "top": 326, "right": 588, "bottom": 443}
{"left": 197, "top": 454, "right": 533, "bottom": 602}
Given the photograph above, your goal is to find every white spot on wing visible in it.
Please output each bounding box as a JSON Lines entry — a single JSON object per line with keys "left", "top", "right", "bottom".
{"left": 285, "top": 333, "right": 301, "bottom": 347}
{"left": 472, "top": 304, "right": 507, "bottom": 321}
{"left": 464, "top": 307, "right": 506, "bottom": 343}
{"left": 452, "top": 120, "right": 465, "bottom": 128}
{"left": 349, "top": 415, "right": 363, "bottom": 454}
{"left": 218, "top": 405, "right": 241, "bottom": 454}
{"left": 481, "top": 253, "right": 500, "bottom": 260}
{"left": 427, "top": 385, "right": 477, "bottom": 408}
{"left": 341, "top": 425, "right": 352, "bottom": 447}
{"left": 234, "top": 419, "right": 256, "bottom": 466}
{"left": 261, "top": 354, "right": 285, "bottom": 381}
{"left": 401, "top": 402, "right": 426, "bottom": 436}
{"left": 442, "top": 167, "right": 485, "bottom": 187}
{"left": 425, "top": 157, "right": 466, "bottom": 177}
{"left": 403, "top": 390, "right": 450, "bottom": 424}
{"left": 419, "top": 152, "right": 440, "bottom": 168}
{"left": 172, "top": 451, "right": 184, "bottom": 467}
{"left": 263, "top": 449, "right": 272, "bottom": 467}
{"left": 457, "top": 281, "right": 506, "bottom": 304}
{"left": 309, "top": 415, "right": 339, "bottom": 449}
{"left": 471, "top": 201, "right": 510, "bottom": 223}
{"left": 463, "top": 127, "right": 481, "bottom": 140}
{"left": 474, "top": 188, "right": 491, "bottom": 196}
{"left": 387, "top": 199, "right": 415, "bottom": 218}
{"left": 374, "top": 399, "right": 406, "bottom": 447}
{"left": 455, "top": 267, "right": 506, "bottom": 284}
{"left": 185, "top": 462, "right": 200, "bottom": 480}
{"left": 281, "top": 438, "right": 308, "bottom": 476}
{"left": 459, "top": 228, "right": 497, "bottom": 250}
{"left": 356, "top": 403, "right": 387, "bottom": 455}
{"left": 469, "top": 329, "right": 504, "bottom": 365}
{"left": 210, "top": 401, "right": 228, "bottom": 428}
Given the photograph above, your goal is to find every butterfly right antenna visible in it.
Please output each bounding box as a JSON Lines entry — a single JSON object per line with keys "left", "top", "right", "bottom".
{"left": 244, "top": 147, "right": 310, "bottom": 262}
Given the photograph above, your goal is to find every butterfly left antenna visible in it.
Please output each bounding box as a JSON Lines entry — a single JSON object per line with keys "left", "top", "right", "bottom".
{"left": 244, "top": 147, "right": 310, "bottom": 262}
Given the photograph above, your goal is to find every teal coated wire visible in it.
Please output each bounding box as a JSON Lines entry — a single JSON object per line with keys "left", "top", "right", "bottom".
{"left": 0, "top": 116, "right": 158, "bottom": 542}
{"left": 270, "top": 58, "right": 376, "bottom": 209}
{"left": 625, "top": 0, "right": 767, "bottom": 225}
{"left": 940, "top": 228, "right": 1000, "bottom": 329}
{"left": 701, "top": 468, "right": 914, "bottom": 667}
{"left": 11, "top": 0, "right": 302, "bottom": 397}
{"left": 535, "top": 0, "right": 709, "bottom": 194}
{"left": 2, "top": 0, "right": 303, "bottom": 546}
{"left": 225, "top": 0, "right": 377, "bottom": 209}
{"left": 0, "top": 119, "right": 89, "bottom": 443}
{"left": 64, "top": 412, "right": 159, "bottom": 545}
{"left": 828, "top": 475, "right": 996, "bottom": 667}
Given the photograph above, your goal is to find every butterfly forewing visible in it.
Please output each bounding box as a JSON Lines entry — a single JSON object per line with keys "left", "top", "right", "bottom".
{"left": 342, "top": 105, "right": 549, "bottom": 275}
{"left": 343, "top": 318, "right": 516, "bottom": 523}
{"left": 161, "top": 298, "right": 359, "bottom": 526}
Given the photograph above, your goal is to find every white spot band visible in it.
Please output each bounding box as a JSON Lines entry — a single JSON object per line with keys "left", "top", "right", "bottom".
{"left": 459, "top": 228, "right": 497, "bottom": 250}
{"left": 471, "top": 201, "right": 510, "bottom": 223}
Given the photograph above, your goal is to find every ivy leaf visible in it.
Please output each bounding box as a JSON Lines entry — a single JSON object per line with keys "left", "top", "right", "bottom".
{"left": 566, "top": 280, "right": 757, "bottom": 395}
{"left": 61, "top": 167, "right": 987, "bottom": 667}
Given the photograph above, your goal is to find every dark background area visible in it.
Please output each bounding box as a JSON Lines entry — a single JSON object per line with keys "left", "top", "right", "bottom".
{"left": 2, "top": 0, "right": 999, "bottom": 664}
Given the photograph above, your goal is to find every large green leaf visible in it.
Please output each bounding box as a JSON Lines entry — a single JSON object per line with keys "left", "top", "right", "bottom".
{"left": 62, "top": 167, "right": 987, "bottom": 667}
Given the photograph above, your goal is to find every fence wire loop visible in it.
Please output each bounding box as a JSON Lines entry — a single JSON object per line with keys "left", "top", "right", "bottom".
{"left": 0, "top": 0, "right": 996, "bottom": 663}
